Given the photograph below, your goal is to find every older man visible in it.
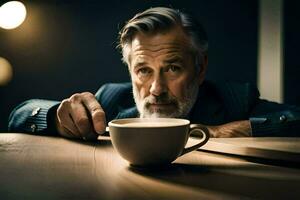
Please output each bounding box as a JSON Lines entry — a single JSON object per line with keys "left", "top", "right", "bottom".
{"left": 8, "top": 7, "right": 300, "bottom": 140}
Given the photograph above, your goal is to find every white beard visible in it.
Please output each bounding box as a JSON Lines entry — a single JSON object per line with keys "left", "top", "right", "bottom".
{"left": 132, "top": 81, "right": 199, "bottom": 118}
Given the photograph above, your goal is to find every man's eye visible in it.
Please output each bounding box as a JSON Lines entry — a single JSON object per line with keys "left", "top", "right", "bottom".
{"left": 167, "top": 65, "right": 181, "bottom": 73}
{"left": 137, "top": 68, "right": 152, "bottom": 76}
{"left": 170, "top": 65, "right": 180, "bottom": 72}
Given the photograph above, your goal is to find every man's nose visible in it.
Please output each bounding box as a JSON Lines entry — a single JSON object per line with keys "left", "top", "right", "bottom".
{"left": 149, "top": 75, "right": 167, "bottom": 96}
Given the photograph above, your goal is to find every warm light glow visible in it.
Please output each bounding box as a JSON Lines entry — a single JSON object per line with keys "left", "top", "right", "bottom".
{"left": 0, "top": 57, "right": 13, "bottom": 86}
{"left": 0, "top": 1, "right": 27, "bottom": 29}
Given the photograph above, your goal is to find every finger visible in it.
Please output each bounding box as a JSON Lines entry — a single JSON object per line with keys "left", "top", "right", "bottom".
{"left": 57, "top": 100, "right": 81, "bottom": 138}
{"left": 69, "top": 102, "right": 92, "bottom": 136}
{"left": 81, "top": 93, "right": 106, "bottom": 134}
{"left": 59, "top": 123, "right": 79, "bottom": 139}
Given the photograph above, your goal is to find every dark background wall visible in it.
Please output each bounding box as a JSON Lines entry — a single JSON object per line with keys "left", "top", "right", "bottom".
{"left": 0, "top": 0, "right": 259, "bottom": 131}
{"left": 284, "top": 0, "right": 300, "bottom": 107}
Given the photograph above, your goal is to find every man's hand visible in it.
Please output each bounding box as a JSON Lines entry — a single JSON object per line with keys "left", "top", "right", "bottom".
{"left": 55, "top": 92, "right": 106, "bottom": 141}
{"left": 192, "top": 120, "right": 252, "bottom": 138}
{"left": 207, "top": 120, "right": 252, "bottom": 137}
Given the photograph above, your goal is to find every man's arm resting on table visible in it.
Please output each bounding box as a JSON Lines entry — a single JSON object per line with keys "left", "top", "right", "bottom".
{"left": 8, "top": 99, "right": 60, "bottom": 134}
{"left": 204, "top": 109, "right": 300, "bottom": 138}
{"left": 215, "top": 81, "right": 300, "bottom": 137}
{"left": 205, "top": 120, "right": 251, "bottom": 138}
{"left": 8, "top": 92, "right": 107, "bottom": 141}
{"left": 249, "top": 99, "right": 300, "bottom": 137}
{"left": 199, "top": 103, "right": 300, "bottom": 138}
{"left": 7, "top": 83, "right": 128, "bottom": 137}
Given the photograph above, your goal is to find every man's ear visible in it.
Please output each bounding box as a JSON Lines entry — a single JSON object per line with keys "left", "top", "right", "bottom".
{"left": 197, "top": 55, "right": 208, "bottom": 85}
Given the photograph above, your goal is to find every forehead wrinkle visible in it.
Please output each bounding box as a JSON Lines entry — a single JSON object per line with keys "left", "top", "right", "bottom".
{"left": 132, "top": 43, "right": 183, "bottom": 52}
{"left": 131, "top": 40, "right": 191, "bottom": 68}
{"left": 133, "top": 51, "right": 184, "bottom": 65}
{"left": 132, "top": 46, "right": 185, "bottom": 61}
{"left": 163, "top": 54, "right": 184, "bottom": 64}
{"left": 132, "top": 56, "right": 147, "bottom": 67}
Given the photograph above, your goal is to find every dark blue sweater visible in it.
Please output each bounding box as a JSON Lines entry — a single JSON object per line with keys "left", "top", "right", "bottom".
{"left": 8, "top": 80, "right": 300, "bottom": 137}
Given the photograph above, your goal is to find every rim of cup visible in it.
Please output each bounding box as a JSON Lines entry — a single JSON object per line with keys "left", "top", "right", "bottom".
{"left": 108, "top": 118, "right": 190, "bottom": 128}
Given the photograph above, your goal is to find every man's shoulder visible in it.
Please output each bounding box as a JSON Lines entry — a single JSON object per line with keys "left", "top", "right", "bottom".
{"left": 202, "top": 80, "right": 260, "bottom": 119}
{"left": 204, "top": 80, "right": 260, "bottom": 99}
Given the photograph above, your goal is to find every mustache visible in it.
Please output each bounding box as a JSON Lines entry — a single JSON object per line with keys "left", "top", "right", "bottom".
{"left": 144, "top": 93, "right": 178, "bottom": 105}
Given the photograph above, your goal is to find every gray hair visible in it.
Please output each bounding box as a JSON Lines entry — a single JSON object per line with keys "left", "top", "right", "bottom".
{"left": 118, "top": 7, "right": 208, "bottom": 71}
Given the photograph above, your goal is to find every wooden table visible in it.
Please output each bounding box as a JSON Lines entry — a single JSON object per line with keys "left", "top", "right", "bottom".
{"left": 0, "top": 133, "right": 299, "bottom": 200}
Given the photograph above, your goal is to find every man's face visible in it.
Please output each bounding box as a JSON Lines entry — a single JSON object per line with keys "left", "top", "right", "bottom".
{"left": 128, "top": 27, "right": 205, "bottom": 118}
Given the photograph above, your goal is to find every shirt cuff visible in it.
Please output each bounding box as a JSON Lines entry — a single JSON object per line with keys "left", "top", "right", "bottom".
{"left": 250, "top": 111, "right": 300, "bottom": 137}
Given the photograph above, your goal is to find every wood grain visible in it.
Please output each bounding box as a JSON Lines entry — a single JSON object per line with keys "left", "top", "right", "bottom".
{"left": 0, "top": 133, "right": 299, "bottom": 200}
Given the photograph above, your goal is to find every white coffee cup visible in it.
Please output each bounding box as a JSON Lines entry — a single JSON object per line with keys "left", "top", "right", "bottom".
{"left": 108, "top": 118, "right": 209, "bottom": 167}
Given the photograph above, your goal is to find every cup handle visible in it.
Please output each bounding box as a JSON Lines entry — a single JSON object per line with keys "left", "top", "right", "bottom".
{"left": 180, "top": 124, "right": 210, "bottom": 156}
